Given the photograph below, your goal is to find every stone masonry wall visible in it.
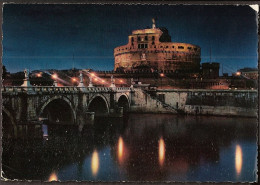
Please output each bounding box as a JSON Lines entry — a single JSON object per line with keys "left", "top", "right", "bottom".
{"left": 130, "top": 88, "right": 176, "bottom": 113}
{"left": 153, "top": 89, "right": 258, "bottom": 117}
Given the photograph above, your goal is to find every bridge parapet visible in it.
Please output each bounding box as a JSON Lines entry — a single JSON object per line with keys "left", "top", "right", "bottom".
{"left": 1, "top": 86, "right": 82, "bottom": 94}
{"left": 85, "top": 87, "right": 113, "bottom": 92}
{"left": 115, "top": 87, "right": 132, "bottom": 92}
{"left": 1, "top": 86, "right": 133, "bottom": 95}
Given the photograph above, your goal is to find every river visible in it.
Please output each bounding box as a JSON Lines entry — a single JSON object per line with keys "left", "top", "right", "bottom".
{"left": 2, "top": 114, "right": 257, "bottom": 182}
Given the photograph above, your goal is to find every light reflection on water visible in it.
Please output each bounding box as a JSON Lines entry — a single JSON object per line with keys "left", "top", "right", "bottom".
{"left": 48, "top": 171, "right": 58, "bottom": 181}
{"left": 235, "top": 145, "right": 243, "bottom": 176}
{"left": 42, "top": 124, "right": 48, "bottom": 137}
{"left": 91, "top": 150, "right": 99, "bottom": 177}
{"left": 158, "top": 137, "right": 165, "bottom": 167}
{"left": 2, "top": 114, "right": 257, "bottom": 182}
{"left": 117, "top": 136, "right": 125, "bottom": 165}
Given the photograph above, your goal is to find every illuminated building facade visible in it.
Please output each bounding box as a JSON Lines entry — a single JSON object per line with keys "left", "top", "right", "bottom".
{"left": 114, "top": 19, "right": 201, "bottom": 73}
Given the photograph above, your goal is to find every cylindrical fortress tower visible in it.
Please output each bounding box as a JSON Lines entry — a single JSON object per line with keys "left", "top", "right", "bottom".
{"left": 114, "top": 20, "right": 201, "bottom": 73}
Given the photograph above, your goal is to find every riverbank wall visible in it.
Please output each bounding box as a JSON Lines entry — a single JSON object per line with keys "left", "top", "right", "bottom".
{"left": 130, "top": 88, "right": 258, "bottom": 117}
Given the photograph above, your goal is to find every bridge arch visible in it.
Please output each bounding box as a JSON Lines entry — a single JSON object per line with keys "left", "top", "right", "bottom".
{"left": 2, "top": 107, "right": 17, "bottom": 138}
{"left": 88, "top": 94, "right": 109, "bottom": 117}
{"left": 38, "top": 96, "right": 76, "bottom": 124}
{"left": 117, "top": 94, "right": 130, "bottom": 113}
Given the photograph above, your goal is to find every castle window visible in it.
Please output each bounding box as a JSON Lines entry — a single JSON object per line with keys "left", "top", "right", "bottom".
{"left": 160, "top": 46, "right": 163, "bottom": 48}
{"left": 131, "top": 37, "right": 134, "bottom": 42}
{"left": 138, "top": 36, "right": 141, "bottom": 41}
{"left": 145, "top": 36, "right": 148, "bottom": 41}
{"left": 187, "top": 47, "right": 192, "bottom": 50}
{"left": 145, "top": 44, "right": 148, "bottom": 48}
{"left": 166, "top": 46, "right": 168, "bottom": 48}
{"left": 172, "top": 46, "right": 174, "bottom": 48}
{"left": 154, "top": 46, "right": 156, "bottom": 48}
{"left": 152, "top": 41, "right": 155, "bottom": 45}
{"left": 194, "top": 48, "right": 198, "bottom": 51}
{"left": 126, "top": 47, "right": 127, "bottom": 50}
{"left": 141, "top": 44, "right": 144, "bottom": 48}
{"left": 152, "top": 36, "right": 155, "bottom": 40}
{"left": 138, "top": 44, "right": 141, "bottom": 49}
{"left": 178, "top": 46, "right": 184, "bottom": 49}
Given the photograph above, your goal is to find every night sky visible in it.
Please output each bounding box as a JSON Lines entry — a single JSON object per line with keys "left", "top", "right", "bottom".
{"left": 2, "top": 4, "right": 258, "bottom": 74}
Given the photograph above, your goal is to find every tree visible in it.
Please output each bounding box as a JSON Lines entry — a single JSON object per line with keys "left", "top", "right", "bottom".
{"left": 2, "top": 65, "right": 7, "bottom": 79}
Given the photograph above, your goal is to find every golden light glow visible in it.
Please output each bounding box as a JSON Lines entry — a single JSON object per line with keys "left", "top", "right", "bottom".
{"left": 236, "top": 72, "right": 241, "bottom": 76}
{"left": 90, "top": 73, "right": 95, "bottom": 77}
{"left": 160, "top": 73, "right": 164, "bottom": 77}
{"left": 52, "top": 74, "right": 58, "bottom": 79}
{"left": 120, "top": 80, "right": 123, "bottom": 83}
{"left": 118, "top": 136, "right": 124, "bottom": 164}
{"left": 48, "top": 171, "right": 58, "bottom": 181}
{"left": 72, "top": 77, "right": 77, "bottom": 82}
{"left": 94, "top": 78, "right": 98, "bottom": 81}
{"left": 37, "top": 73, "right": 42, "bottom": 77}
{"left": 158, "top": 137, "right": 165, "bottom": 166}
{"left": 91, "top": 150, "right": 99, "bottom": 176}
{"left": 235, "top": 145, "right": 243, "bottom": 176}
{"left": 101, "top": 80, "right": 105, "bottom": 83}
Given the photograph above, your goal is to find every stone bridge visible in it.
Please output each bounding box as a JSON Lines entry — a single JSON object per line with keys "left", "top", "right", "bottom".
{"left": 1, "top": 86, "right": 135, "bottom": 136}
{"left": 1, "top": 85, "right": 175, "bottom": 138}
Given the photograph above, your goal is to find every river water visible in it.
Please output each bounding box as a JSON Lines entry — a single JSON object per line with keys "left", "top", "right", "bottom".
{"left": 2, "top": 114, "right": 257, "bottom": 182}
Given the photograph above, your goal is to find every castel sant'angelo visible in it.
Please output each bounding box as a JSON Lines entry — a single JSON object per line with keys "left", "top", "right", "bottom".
{"left": 114, "top": 19, "right": 201, "bottom": 74}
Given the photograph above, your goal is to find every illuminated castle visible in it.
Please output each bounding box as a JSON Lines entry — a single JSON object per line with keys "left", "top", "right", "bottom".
{"left": 114, "top": 19, "right": 201, "bottom": 73}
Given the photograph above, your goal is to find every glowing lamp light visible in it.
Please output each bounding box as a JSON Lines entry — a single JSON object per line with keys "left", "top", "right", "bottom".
{"left": 72, "top": 77, "right": 77, "bottom": 82}
{"left": 236, "top": 72, "right": 241, "bottom": 76}
{"left": 90, "top": 73, "right": 95, "bottom": 77}
{"left": 52, "top": 74, "right": 58, "bottom": 79}
{"left": 101, "top": 80, "right": 105, "bottom": 83}
{"left": 160, "top": 73, "right": 165, "bottom": 77}
{"left": 37, "top": 73, "right": 42, "bottom": 77}
{"left": 120, "top": 80, "right": 123, "bottom": 83}
{"left": 94, "top": 78, "right": 98, "bottom": 81}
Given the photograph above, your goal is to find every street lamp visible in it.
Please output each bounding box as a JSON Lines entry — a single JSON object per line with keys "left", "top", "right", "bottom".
{"left": 36, "top": 73, "right": 42, "bottom": 77}
{"left": 51, "top": 74, "right": 58, "bottom": 79}
{"left": 236, "top": 72, "right": 241, "bottom": 76}
{"left": 71, "top": 77, "right": 77, "bottom": 86}
{"left": 51, "top": 74, "right": 58, "bottom": 87}
{"left": 160, "top": 73, "right": 164, "bottom": 88}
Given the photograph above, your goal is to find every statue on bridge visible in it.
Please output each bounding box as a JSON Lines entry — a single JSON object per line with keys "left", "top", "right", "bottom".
{"left": 79, "top": 72, "right": 83, "bottom": 83}
{"left": 24, "top": 68, "right": 29, "bottom": 80}
{"left": 21, "top": 68, "right": 32, "bottom": 87}
{"left": 78, "top": 71, "right": 86, "bottom": 88}
{"left": 88, "top": 74, "right": 93, "bottom": 87}
{"left": 130, "top": 78, "right": 134, "bottom": 88}
{"left": 110, "top": 75, "right": 116, "bottom": 87}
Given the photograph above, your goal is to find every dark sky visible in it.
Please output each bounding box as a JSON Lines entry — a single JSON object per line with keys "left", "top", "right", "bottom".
{"left": 2, "top": 4, "right": 258, "bottom": 73}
